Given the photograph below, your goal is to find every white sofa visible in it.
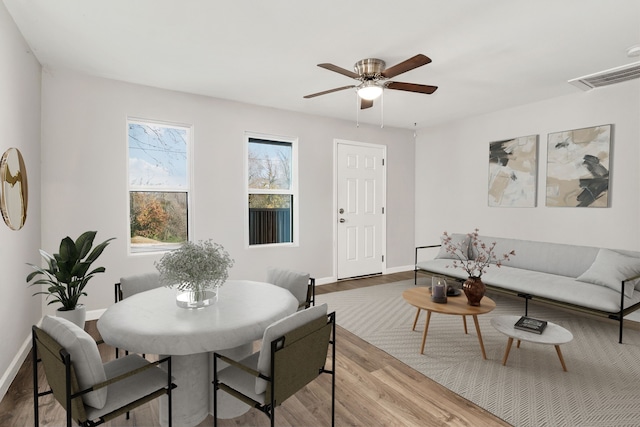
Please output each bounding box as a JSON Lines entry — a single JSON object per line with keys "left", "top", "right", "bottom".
{"left": 415, "top": 234, "right": 640, "bottom": 343}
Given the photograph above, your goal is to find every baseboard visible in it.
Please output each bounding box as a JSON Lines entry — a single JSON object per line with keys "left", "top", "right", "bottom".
{"left": 315, "top": 265, "right": 414, "bottom": 286}
{"left": 87, "top": 308, "right": 106, "bottom": 321}
{"left": 0, "top": 332, "right": 32, "bottom": 404}
{"left": 315, "top": 277, "right": 337, "bottom": 286}
{"left": 385, "top": 264, "right": 414, "bottom": 275}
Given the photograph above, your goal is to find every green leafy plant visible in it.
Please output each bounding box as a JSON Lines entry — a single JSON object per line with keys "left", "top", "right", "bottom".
{"left": 155, "top": 239, "right": 234, "bottom": 296}
{"left": 26, "top": 231, "right": 115, "bottom": 310}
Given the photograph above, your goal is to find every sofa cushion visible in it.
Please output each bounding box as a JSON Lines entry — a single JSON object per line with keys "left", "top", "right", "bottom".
{"left": 436, "top": 233, "right": 471, "bottom": 260}
{"left": 481, "top": 264, "right": 640, "bottom": 313}
{"left": 41, "top": 315, "right": 107, "bottom": 409}
{"left": 576, "top": 249, "right": 640, "bottom": 298}
{"left": 476, "top": 235, "right": 599, "bottom": 278}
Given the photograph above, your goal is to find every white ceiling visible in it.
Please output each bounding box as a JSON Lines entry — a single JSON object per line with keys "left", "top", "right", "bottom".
{"left": 4, "top": 0, "right": 640, "bottom": 130}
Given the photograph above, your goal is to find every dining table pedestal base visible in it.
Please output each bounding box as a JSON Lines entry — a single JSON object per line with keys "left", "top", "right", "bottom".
{"left": 159, "top": 343, "right": 253, "bottom": 427}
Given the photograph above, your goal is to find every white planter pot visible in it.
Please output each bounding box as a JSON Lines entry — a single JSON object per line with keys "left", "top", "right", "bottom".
{"left": 56, "top": 304, "right": 87, "bottom": 330}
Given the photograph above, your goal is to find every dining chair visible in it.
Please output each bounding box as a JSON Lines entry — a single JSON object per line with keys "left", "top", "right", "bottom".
{"left": 32, "top": 315, "right": 176, "bottom": 427}
{"left": 266, "top": 267, "right": 316, "bottom": 310}
{"left": 114, "top": 271, "right": 161, "bottom": 358}
{"left": 114, "top": 271, "right": 162, "bottom": 302}
{"left": 213, "top": 303, "right": 335, "bottom": 427}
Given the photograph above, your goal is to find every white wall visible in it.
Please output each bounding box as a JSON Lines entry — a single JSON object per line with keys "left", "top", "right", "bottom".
{"left": 0, "top": 2, "right": 42, "bottom": 399}
{"left": 40, "top": 71, "right": 416, "bottom": 315}
{"left": 416, "top": 80, "right": 640, "bottom": 250}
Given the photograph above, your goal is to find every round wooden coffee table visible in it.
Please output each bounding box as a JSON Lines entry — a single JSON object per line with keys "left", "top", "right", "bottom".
{"left": 402, "top": 287, "right": 496, "bottom": 359}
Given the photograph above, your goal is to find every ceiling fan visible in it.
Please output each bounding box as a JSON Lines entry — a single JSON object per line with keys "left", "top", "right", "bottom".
{"left": 303, "top": 54, "right": 438, "bottom": 109}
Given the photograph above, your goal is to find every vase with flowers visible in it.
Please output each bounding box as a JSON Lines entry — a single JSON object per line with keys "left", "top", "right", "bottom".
{"left": 441, "top": 229, "right": 515, "bottom": 306}
{"left": 155, "top": 239, "right": 234, "bottom": 309}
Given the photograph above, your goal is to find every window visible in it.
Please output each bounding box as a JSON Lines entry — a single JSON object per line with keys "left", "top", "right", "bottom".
{"left": 246, "top": 133, "right": 297, "bottom": 246}
{"left": 128, "top": 119, "right": 190, "bottom": 253}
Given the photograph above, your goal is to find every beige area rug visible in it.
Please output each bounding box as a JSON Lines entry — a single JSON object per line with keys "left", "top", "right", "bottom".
{"left": 316, "top": 280, "right": 640, "bottom": 427}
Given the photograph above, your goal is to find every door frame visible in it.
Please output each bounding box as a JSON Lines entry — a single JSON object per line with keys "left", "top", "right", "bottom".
{"left": 333, "top": 138, "right": 387, "bottom": 280}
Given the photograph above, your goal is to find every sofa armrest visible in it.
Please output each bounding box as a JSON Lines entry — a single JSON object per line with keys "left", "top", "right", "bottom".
{"left": 415, "top": 244, "right": 441, "bottom": 266}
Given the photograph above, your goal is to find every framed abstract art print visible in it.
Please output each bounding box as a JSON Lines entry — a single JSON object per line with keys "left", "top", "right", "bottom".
{"left": 488, "top": 135, "right": 538, "bottom": 207}
{"left": 546, "top": 124, "right": 611, "bottom": 208}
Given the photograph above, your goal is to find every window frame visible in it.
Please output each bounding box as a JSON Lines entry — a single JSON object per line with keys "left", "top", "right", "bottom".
{"left": 127, "top": 117, "right": 193, "bottom": 255}
{"left": 244, "top": 131, "right": 299, "bottom": 248}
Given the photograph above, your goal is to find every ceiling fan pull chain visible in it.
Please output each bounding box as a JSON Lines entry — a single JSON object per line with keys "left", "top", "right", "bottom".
{"left": 380, "top": 91, "right": 384, "bottom": 128}
{"left": 356, "top": 93, "right": 360, "bottom": 127}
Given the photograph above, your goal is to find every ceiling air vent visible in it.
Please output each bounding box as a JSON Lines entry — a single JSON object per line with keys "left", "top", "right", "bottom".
{"left": 568, "top": 61, "right": 640, "bottom": 91}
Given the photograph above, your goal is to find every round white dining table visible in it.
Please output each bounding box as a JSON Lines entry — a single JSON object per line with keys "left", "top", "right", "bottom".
{"left": 97, "top": 280, "right": 298, "bottom": 427}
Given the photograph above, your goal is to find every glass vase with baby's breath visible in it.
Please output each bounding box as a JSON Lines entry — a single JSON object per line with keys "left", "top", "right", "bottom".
{"left": 155, "top": 239, "right": 234, "bottom": 309}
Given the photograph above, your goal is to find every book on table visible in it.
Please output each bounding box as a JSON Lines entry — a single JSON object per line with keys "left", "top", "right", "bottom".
{"left": 514, "top": 316, "right": 547, "bottom": 334}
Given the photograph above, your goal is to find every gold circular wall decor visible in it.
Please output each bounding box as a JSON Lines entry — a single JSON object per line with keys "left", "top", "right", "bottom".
{"left": 0, "top": 147, "right": 28, "bottom": 230}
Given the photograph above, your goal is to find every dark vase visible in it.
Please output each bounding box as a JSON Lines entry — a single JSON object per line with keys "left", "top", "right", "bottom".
{"left": 463, "top": 276, "right": 485, "bottom": 306}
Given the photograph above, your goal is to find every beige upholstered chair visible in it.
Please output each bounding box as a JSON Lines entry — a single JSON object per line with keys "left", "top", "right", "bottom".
{"left": 114, "top": 271, "right": 162, "bottom": 302}
{"left": 32, "top": 315, "right": 175, "bottom": 427}
{"left": 114, "top": 272, "right": 161, "bottom": 358}
{"left": 213, "top": 303, "right": 335, "bottom": 427}
{"left": 266, "top": 267, "right": 316, "bottom": 310}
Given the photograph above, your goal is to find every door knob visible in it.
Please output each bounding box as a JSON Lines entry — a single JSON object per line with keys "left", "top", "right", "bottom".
{"left": 339, "top": 218, "right": 346, "bottom": 223}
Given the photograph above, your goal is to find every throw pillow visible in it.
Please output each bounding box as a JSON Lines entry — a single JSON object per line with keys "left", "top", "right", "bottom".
{"left": 576, "top": 249, "right": 640, "bottom": 298}
{"left": 40, "top": 315, "right": 108, "bottom": 409}
{"left": 255, "top": 303, "right": 328, "bottom": 394}
{"left": 435, "top": 233, "right": 470, "bottom": 260}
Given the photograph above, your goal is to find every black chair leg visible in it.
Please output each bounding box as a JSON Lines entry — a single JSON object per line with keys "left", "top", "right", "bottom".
{"left": 213, "top": 355, "right": 218, "bottom": 427}
{"left": 168, "top": 357, "right": 173, "bottom": 427}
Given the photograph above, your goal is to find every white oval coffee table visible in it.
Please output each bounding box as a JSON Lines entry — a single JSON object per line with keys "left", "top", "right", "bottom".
{"left": 491, "top": 315, "right": 573, "bottom": 371}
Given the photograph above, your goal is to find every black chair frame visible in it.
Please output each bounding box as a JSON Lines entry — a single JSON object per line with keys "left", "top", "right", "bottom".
{"left": 32, "top": 325, "right": 176, "bottom": 427}
{"left": 305, "top": 277, "right": 316, "bottom": 309}
{"left": 213, "top": 311, "right": 335, "bottom": 427}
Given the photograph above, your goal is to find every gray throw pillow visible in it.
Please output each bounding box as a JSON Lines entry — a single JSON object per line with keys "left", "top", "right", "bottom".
{"left": 576, "top": 249, "right": 640, "bottom": 298}
{"left": 435, "top": 233, "right": 470, "bottom": 261}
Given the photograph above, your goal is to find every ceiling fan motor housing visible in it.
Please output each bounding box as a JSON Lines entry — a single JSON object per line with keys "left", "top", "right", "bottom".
{"left": 355, "top": 58, "right": 386, "bottom": 80}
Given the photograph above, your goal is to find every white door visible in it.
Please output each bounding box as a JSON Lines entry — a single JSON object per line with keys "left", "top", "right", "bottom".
{"left": 336, "top": 141, "right": 385, "bottom": 279}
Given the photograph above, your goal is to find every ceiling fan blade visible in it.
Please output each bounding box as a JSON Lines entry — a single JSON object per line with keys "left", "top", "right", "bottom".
{"left": 317, "top": 63, "right": 360, "bottom": 79}
{"left": 360, "top": 98, "right": 374, "bottom": 109}
{"left": 386, "top": 81, "right": 438, "bottom": 94}
{"left": 381, "top": 54, "right": 432, "bottom": 79}
{"left": 303, "top": 85, "right": 356, "bottom": 98}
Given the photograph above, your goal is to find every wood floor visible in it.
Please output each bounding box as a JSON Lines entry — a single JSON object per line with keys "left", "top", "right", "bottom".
{"left": 1, "top": 271, "right": 511, "bottom": 426}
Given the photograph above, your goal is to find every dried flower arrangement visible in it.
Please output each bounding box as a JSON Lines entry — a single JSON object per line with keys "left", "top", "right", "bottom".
{"left": 442, "top": 229, "right": 515, "bottom": 278}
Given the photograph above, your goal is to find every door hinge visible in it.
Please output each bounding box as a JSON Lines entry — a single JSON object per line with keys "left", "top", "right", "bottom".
{"left": 382, "top": 207, "right": 385, "bottom": 214}
{"left": 382, "top": 158, "right": 385, "bottom": 166}
{"left": 382, "top": 255, "right": 385, "bottom": 262}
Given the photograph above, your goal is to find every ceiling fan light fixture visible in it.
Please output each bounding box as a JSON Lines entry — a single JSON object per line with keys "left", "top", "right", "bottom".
{"left": 357, "top": 81, "right": 383, "bottom": 100}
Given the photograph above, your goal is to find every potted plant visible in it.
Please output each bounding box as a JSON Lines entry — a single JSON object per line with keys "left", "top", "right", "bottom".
{"left": 155, "top": 239, "right": 234, "bottom": 309}
{"left": 26, "top": 231, "right": 115, "bottom": 328}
